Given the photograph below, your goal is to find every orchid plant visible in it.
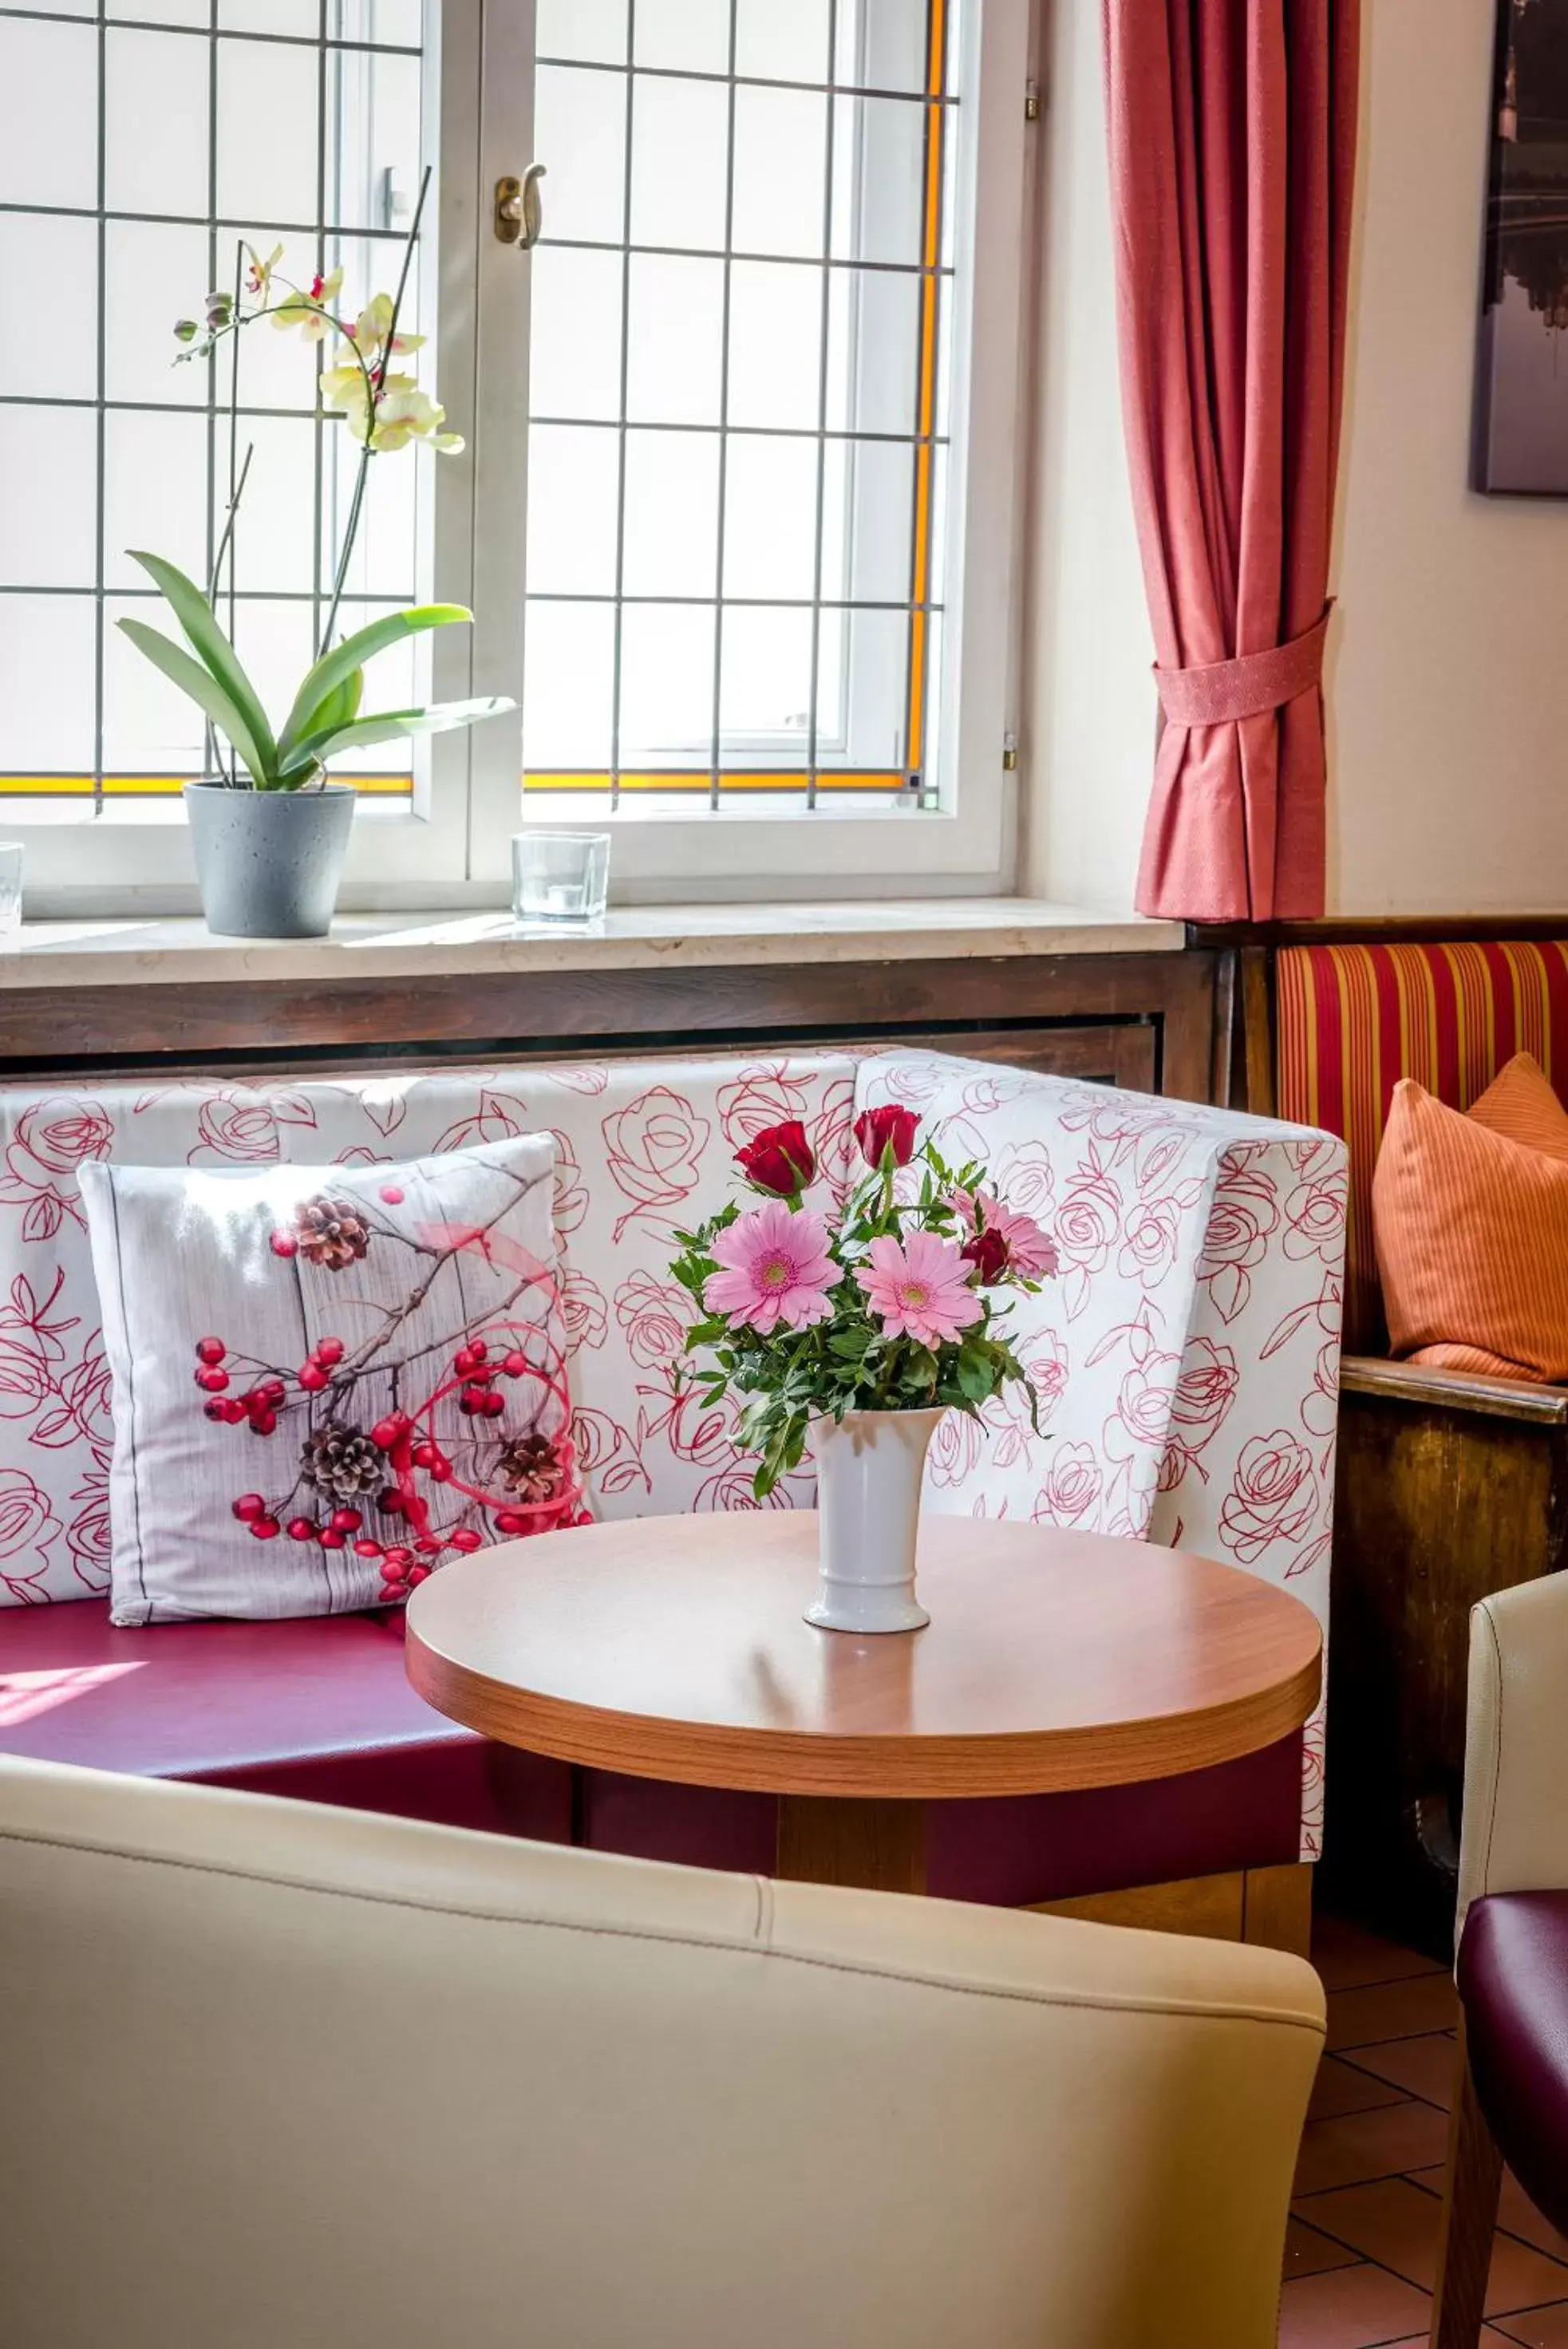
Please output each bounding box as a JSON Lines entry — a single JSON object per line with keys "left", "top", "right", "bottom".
{"left": 120, "top": 171, "right": 512, "bottom": 791}
{"left": 670, "top": 1102, "right": 1058, "bottom": 1498}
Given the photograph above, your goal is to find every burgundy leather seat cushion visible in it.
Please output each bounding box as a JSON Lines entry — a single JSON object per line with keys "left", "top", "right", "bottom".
{"left": 578, "top": 1735, "right": 1303, "bottom": 1905}
{"left": 0, "top": 1600, "right": 568, "bottom": 1841}
{"left": 1, "top": 1600, "right": 1302, "bottom": 1904}
{"left": 926, "top": 1732, "right": 1302, "bottom": 1904}
{"left": 1459, "top": 1891, "right": 1568, "bottom": 2239}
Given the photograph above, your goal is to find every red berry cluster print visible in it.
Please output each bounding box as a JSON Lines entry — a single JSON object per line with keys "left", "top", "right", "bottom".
{"left": 194, "top": 1178, "right": 585, "bottom": 1605}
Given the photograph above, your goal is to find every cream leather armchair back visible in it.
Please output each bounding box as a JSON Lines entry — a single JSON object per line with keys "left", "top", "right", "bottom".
{"left": 0, "top": 1756, "right": 1323, "bottom": 2349}
{"left": 1457, "top": 1569, "right": 1568, "bottom": 1932}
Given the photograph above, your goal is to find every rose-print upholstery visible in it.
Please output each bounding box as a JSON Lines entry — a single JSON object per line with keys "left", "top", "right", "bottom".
{"left": 0, "top": 1058, "right": 855, "bottom": 1612}
{"left": 0, "top": 1052, "right": 1340, "bottom": 1871}
{"left": 856, "top": 1054, "right": 1346, "bottom": 1856}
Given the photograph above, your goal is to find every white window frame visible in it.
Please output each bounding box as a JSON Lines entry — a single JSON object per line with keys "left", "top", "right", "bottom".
{"left": 13, "top": 0, "right": 1029, "bottom": 916}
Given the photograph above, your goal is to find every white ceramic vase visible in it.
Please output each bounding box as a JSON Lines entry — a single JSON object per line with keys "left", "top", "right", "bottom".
{"left": 806, "top": 1405, "right": 944, "bottom": 1634}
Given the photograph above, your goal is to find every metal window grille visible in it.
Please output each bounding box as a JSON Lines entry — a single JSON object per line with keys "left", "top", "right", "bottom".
{"left": 522, "top": 0, "right": 958, "bottom": 811}
{"left": 0, "top": 0, "right": 429, "bottom": 805}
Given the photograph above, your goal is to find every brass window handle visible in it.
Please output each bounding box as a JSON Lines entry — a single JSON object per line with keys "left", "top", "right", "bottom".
{"left": 495, "top": 164, "right": 546, "bottom": 249}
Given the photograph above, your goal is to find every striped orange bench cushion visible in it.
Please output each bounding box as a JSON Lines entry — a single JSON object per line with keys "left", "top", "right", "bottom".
{"left": 1276, "top": 942, "right": 1568, "bottom": 1349}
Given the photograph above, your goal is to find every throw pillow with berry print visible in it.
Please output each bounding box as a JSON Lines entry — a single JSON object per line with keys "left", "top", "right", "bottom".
{"left": 78, "top": 1132, "right": 588, "bottom": 1624}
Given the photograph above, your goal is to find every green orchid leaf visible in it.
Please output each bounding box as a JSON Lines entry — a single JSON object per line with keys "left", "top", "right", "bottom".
{"left": 306, "top": 664, "right": 363, "bottom": 748}
{"left": 278, "top": 650, "right": 371, "bottom": 764}
{"left": 275, "top": 694, "right": 515, "bottom": 784}
{"left": 116, "top": 618, "right": 271, "bottom": 788}
{"left": 278, "top": 603, "right": 472, "bottom": 762}
{"left": 127, "top": 551, "right": 276, "bottom": 777}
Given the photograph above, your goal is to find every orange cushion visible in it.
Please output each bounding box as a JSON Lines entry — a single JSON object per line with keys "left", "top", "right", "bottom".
{"left": 1467, "top": 1051, "right": 1568, "bottom": 1163}
{"left": 1372, "top": 1073, "right": 1568, "bottom": 1383}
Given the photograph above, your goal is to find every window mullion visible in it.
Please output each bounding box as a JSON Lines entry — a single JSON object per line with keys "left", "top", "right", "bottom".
{"left": 805, "top": 0, "right": 842, "bottom": 815}
{"left": 310, "top": 0, "right": 328, "bottom": 659}
{"left": 92, "top": 0, "right": 109, "bottom": 815}
{"left": 606, "top": 5, "right": 638, "bottom": 819}
{"left": 457, "top": 0, "right": 528, "bottom": 878}
{"left": 708, "top": 2, "right": 739, "bottom": 815}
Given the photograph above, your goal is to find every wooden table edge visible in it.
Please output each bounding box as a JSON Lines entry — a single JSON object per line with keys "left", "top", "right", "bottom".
{"left": 405, "top": 1625, "right": 1321, "bottom": 1801}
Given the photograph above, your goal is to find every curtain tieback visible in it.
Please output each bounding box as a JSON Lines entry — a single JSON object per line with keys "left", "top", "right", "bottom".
{"left": 1153, "top": 602, "right": 1334, "bottom": 728}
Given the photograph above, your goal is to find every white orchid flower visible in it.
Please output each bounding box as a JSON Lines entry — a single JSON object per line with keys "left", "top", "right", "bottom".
{"left": 320, "top": 360, "right": 371, "bottom": 436}
{"left": 271, "top": 265, "right": 345, "bottom": 340}
{"left": 352, "top": 290, "right": 426, "bottom": 362}
{"left": 369, "top": 381, "right": 464, "bottom": 453}
{"left": 243, "top": 242, "right": 284, "bottom": 298}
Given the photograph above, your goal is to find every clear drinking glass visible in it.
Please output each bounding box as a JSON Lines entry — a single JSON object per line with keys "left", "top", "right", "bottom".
{"left": 0, "top": 843, "right": 24, "bottom": 942}
{"left": 511, "top": 830, "right": 610, "bottom": 924}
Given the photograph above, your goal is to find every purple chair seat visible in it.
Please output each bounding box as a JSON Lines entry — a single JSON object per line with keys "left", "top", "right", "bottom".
{"left": 1458, "top": 1891, "right": 1568, "bottom": 2239}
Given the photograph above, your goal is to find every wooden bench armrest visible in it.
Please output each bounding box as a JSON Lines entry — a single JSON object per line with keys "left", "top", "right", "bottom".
{"left": 1341, "top": 1353, "right": 1568, "bottom": 1426}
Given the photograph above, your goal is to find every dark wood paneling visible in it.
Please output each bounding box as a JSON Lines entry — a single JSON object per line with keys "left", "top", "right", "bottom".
{"left": 1238, "top": 946, "right": 1275, "bottom": 1117}
{"left": 1342, "top": 1352, "right": 1568, "bottom": 1426}
{"left": 1324, "top": 1374, "right": 1568, "bottom": 1953}
{"left": 1208, "top": 949, "right": 1238, "bottom": 1109}
{"left": 1194, "top": 915, "right": 1568, "bottom": 949}
{"left": 862, "top": 1024, "right": 1159, "bottom": 1090}
{"left": 0, "top": 949, "right": 1218, "bottom": 1101}
{"left": 776, "top": 1796, "right": 928, "bottom": 1895}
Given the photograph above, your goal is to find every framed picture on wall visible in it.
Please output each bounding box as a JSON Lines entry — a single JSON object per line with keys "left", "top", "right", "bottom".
{"left": 1475, "top": 0, "right": 1568, "bottom": 494}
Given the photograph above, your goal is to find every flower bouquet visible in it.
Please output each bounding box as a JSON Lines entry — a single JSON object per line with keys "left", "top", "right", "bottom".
{"left": 671, "top": 1099, "right": 1057, "bottom": 1632}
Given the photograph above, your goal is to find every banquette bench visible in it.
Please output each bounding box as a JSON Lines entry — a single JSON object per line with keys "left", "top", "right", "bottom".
{"left": 0, "top": 1042, "right": 1343, "bottom": 1946}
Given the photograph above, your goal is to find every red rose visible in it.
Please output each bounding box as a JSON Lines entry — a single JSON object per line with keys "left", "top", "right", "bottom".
{"left": 853, "top": 1103, "right": 919, "bottom": 1171}
{"left": 735, "top": 1118, "right": 816, "bottom": 1196}
{"left": 960, "top": 1226, "right": 1010, "bottom": 1284}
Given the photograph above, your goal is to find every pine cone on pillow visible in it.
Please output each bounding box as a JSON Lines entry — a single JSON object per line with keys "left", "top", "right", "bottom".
{"left": 300, "top": 1422, "right": 384, "bottom": 1505}
{"left": 294, "top": 1196, "right": 370, "bottom": 1270}
{"left": 496, "top": 1431, "right": 567, "bottom": 1504}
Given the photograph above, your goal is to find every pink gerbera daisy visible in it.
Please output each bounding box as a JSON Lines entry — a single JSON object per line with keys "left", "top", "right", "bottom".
{"left": 954, "top": 1188, "right": 1060, "bottom": 1280}
{"left": 705, "top": 1200, "right": 837, "bottom": 1334}
{"left": 857, "top": 1229, "right": 985, "bottom": 1347}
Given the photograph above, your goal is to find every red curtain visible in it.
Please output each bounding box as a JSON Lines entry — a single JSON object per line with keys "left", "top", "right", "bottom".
{"left": 1100, "top": 0, "right": 1360, "bottom": 921}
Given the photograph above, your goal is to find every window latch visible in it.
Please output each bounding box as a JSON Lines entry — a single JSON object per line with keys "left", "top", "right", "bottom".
{"left": 495, "top": 165, "right": 546, "bottom": 249}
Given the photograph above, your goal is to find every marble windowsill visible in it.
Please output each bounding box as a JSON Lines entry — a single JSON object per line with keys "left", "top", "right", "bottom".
{"left": 0, "top": 899, "right": 1183, "bottom": 989}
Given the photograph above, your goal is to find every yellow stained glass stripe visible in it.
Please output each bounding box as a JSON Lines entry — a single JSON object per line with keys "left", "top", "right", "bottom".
{"left": 525, "top": 770, "right": 909, "bottom": 795}
{"left": 905, "top": 0, "right": 948, "bottom": 784}
{"left": 0, "top": 776, "right": 416, "bottom": 799}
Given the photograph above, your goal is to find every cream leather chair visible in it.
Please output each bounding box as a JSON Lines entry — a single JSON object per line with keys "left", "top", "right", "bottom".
{"left": 1431, "top": 1577, "right": 1568, "bottom": 2349}
{"left": 0, "top": 1756, "right": 1323, "bottom": 2349}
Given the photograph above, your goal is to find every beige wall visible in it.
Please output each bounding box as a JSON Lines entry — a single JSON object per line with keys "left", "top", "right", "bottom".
{"left": 1018, "top": 0, "right": 1151, "bottom": 912}
{"left": 1022, "top": 0, "right": 1568, "bottom": 917}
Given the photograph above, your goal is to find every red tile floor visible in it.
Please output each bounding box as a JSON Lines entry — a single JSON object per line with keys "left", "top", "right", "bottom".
{"left": 1282, "top": 1913, "right": 1568, "bottom": 2347}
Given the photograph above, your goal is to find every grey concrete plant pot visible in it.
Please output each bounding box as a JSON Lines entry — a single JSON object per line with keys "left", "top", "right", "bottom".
{"left": 184, "top": 780, "right": 356, "bottom": 939}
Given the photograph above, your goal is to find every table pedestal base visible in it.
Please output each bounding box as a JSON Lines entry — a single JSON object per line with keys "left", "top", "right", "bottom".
{"left": 776, "top": 1795, "right": 927, "bottom": 1894}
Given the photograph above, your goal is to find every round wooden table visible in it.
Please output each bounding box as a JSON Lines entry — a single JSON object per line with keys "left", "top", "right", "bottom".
{"left": 405, "top": 1513, "right": 1321, "bottom": 1895}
